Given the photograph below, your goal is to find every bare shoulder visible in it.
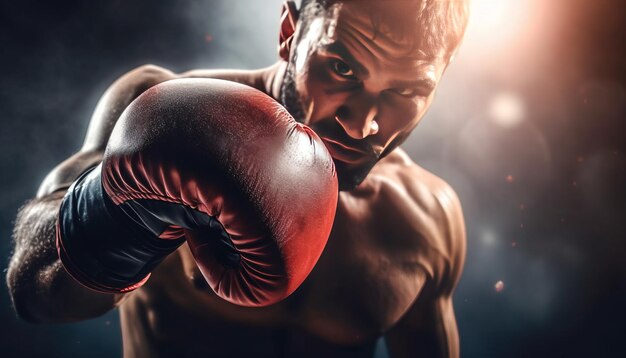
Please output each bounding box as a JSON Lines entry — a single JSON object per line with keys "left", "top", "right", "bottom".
{"left": 38, "top": 64, "right": 177, "bottom": 197}
{"left": 180, "top": 67, "right": 262, "bottom": 86}
{"left": 364, "top": 149, "right": 467, "bottom": 294}
{"left": 117, "top": 64, "right": 177, "bottom": 88}
{"left": 92, "top": 64, "right": 178, "bottom": 111}
{"left": 367, "top": 148, "right": 463, "bottom": 219}
{"left": 81, "top": 63, "right": 178, "bottom": 151}
{"left": 39, "top": 63, "right": 274, "bottom": 198}
{"left": 179, "top": 62, "right": 283, "bottom": 94}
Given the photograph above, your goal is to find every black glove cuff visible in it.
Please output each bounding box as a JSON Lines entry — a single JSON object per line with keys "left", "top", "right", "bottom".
{"left": 56, "top": 165, "right": 185, "bottom": 293}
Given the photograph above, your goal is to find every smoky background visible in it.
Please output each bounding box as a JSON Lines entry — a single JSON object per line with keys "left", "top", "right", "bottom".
{"left": 0, "top": 0, "right": 624, "bottom": 357}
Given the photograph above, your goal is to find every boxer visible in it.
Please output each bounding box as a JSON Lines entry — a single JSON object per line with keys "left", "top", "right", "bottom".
{"left": 8, "top": 1, "right": 469, "bottom": 357}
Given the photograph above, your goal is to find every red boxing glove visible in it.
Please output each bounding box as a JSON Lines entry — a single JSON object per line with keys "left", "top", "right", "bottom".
{"left": 57, "top": 79, "right": 338, "bottom": 306}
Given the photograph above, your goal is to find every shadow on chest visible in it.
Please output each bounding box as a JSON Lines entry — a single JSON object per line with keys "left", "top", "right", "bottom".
{"left": 289, "top": 200, "right": 427, "bottom": 344}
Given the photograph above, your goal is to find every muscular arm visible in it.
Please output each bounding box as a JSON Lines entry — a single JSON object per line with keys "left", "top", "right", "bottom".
{"left": 6, "top": 64, "right": 176, "bottom": 323}
{"left": 8, "top": 189, "right": 122, "bottom": 323}
{"left": 385, "top": 171, "right": 467, "bottom": 358}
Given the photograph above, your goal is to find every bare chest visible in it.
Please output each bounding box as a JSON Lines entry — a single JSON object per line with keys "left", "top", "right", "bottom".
{"left": 289, "top": 193, "right": 427, "bottom": 343}
{"left": 138, "top": 191, "right": 427, "bottom": 347}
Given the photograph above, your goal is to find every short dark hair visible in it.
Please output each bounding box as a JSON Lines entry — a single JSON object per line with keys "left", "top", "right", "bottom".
{"left": 297, "top": 0, "right": 470, "bottom": 58}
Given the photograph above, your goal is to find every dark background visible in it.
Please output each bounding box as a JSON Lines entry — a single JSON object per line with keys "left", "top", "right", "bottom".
{"left": 1, "top": 0, "right": 624, "bottom": 357}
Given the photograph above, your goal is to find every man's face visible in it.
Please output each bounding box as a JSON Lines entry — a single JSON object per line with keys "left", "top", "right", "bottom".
{"left": 281, "top": 1, "right": 450, "bottom": 191}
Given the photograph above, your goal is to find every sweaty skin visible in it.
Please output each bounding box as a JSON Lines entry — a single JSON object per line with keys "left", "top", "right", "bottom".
{"left": 7, "top": 1, "right": 467, "bottom": 357}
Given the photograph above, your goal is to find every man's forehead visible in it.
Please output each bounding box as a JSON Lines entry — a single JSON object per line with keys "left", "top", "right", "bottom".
{"left": 316, "top": 1, "right": 447, "bottom": 67}
{"left": 324, "top": 1, "right": 448, "bottom": 62}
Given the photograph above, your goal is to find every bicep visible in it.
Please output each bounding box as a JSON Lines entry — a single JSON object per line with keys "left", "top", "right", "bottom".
{"left": 385, "top": 173, "right": 467, "bottom": 357}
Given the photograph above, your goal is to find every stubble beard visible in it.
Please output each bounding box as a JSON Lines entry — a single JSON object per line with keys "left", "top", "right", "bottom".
{"left": 280, "top": 61, "right": 307, "bottom": 124}
{"left": 279, "top": 62, "right": 378, "bottom": 191}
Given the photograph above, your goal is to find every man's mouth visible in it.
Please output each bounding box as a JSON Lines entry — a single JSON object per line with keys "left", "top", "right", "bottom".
{"left": 320, "top": 137, "right": 369, "bottom": 164}
{"left": 310, "top": 117, "right": 384, "bottom": 166}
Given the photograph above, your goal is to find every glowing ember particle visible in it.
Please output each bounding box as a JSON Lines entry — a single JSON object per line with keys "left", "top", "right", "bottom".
{"left": 205, "top": 34, "right": 213, "bottom": 42}
{"left": 495, "top": 280, "right": 505, "bottom": 292}
{"left": 506, "top": 175, "right": 514, "bottom": 183}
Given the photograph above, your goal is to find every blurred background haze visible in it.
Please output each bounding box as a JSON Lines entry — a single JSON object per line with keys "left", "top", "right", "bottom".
{"left": 1, "top": 0, "right": 624, "bottom": 356}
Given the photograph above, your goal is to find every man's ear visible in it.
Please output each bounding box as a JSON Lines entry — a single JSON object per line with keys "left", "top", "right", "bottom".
{"left": 278, "top": 1, "right": 300, "bottom": 62}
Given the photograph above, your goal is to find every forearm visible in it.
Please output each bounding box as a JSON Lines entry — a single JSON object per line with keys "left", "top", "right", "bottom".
{"left": 7, "top": 191, "right": 123, "bottom": 323}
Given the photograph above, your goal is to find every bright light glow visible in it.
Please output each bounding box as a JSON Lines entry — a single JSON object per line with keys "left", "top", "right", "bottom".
{"left": 470, "top": 0, "right": 512, "bottom": 33}
{"left": 489, "top": 92, "right": 525, "bottom": 127}
{"left": 467, "top": 0, "right": 534, "bottom": 46}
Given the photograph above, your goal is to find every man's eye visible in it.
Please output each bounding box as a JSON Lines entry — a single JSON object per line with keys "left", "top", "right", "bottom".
{"left": 393, "top": 88, "right": 420, "bottom": 98}
{"left": 330, "top": 59, "right": 355, "bottom": 78}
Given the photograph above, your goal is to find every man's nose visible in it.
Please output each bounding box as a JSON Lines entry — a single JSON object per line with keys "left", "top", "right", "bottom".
{"left": 335, "top": 96, "right": 380, "bottom": 140}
